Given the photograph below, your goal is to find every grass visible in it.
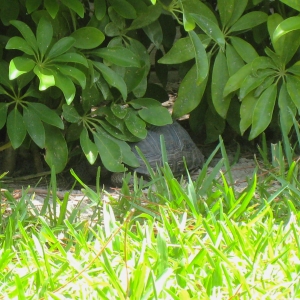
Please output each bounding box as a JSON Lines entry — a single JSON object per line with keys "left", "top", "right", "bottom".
{"left": 0, "top": 137, "right": 300, "bottom": 299}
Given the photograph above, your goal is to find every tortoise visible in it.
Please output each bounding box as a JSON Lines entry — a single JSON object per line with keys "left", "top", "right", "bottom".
{"left": 111, "top": 121, "right": 204, "bottom": 186}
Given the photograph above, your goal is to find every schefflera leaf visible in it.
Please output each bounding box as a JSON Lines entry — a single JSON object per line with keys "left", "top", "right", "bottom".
{"left": 71, "top": 27, "right": 105, "bottom": 49}
{"left": 80, "top": 127, "right": 98, "bottom": 165}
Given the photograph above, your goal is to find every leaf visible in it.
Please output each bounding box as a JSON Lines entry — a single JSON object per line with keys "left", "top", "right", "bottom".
{"left": 127, "top": 4, "right": 161, "bottom": 30}
{"left": 33, "top": 65, "right": 55, "bottom": 90}
{"left": 91, "top": 47, "right": 140, "bottom": 67}
{"left": 278, "top": 82, "right": 296, "bottom": 135}
{"left": 93, "top": 61, "right": 127, "bottom": 100}
{"left": 71, "top": 27, "right": 105, "bottom": 49}
{"left": 211, "top": 50, "right": 230, "bottom": 118}
{"left": 124, "top": 110, "right": 147, "bottom": 139}
{"left": 223, "top": 63, "right": 252, "bottom": 97}
{"left": 26, "top": 0, "right": 42, "bottom": 13}
{"left": 44, "top": 124, "right": 68, "bottom": 173}
{"left": 62, "top": 104, "right": 82, "bottom": 123}
{"left": 93, "top": 126, "right": 125, "bottom": 172}
{"left": 173, "top": 64, "right": 208, "bottom": 119}
{"left": 267, "top": 13, "right": 284, "bottom": 55}
{"left": 5, "top": 37, "right": 35, "bottom": 55}
{"left": 240, "top": 92, "right": 257, "bottom": 135}
{"left": 273, "top": 16, "right": 300, "bottom": 43}
{"left": 0, "top": 61, "right": 12, "bottom": 88}
{"left": 230, "top": 37, "right": 259, "bottom": 63}
{"left": 0, "top": 0, "right": 19, "bottom": 26}
{"left": 205, "top": 107, "right": 225, "bottom": 143}
{"left": 56, "top": 65, "right": 86, "bottom": 89}
{"left": 9, "top": 57, "right": 35, "bottom": 80}
{"left": 111, "top": 103, "right": 128, "bottom": 119}
{"left": 9, "top": 20, "right": 38, "bottom": 54}
{"left": 0, "top": 103, "right": 8, "bottom": 130}
{"left": 286, "top": 74, "right": 300, "bottom": 112}
{"left": 80, "top": 127, "right": 98, "bottom": 164}
{"left": 37, "top": 17, "right": 53, "bottom": 57}
{"left": 191, "top": 13, "right": 225, "bottom": 49}
{"left": 112, "top": 0, "right": 137, "bottom": 19}
{"left": 112, "top": 139, "right": 139, "bottom": 167}
{"left": 188, "top": 31, "right": 208, "bottom": 85}
{"left": 183, "top": 11, "right": 196, "bottom": 31}
{"left": 249, "top": 84, "right": 277, "bottom": 140}
{"left": 229, "top": 11, "right": 268, "bottom": 33}
{"left": 280, "top": 0, "right": 300, "bottom": 11}
{"left": 130, "top": 98, "right": 172, "bottom": 126}
{"left": 23, "top": 106, "right": 45, "bottom": 148}
{"left": 225, "top": 43, "right": 245, "bottom": 76}
{"left": 60, "top": 0, "right": 84, "bottom": 18}
{"left": 53, "top": 71, "right": 76, "bottom": 104}
{"left": 227, "top": 0, "right": 248, "bottom": 27}
{"left": 143, "top": 19, "right": 163, "bottom": 49}
{"left": 94, "top": 0, "right": 107, "bottom": 21}
{"left": 7, "top": 107, "right": 27, "bottom": 149}
{"left": 44, "top": 0, "right": 59, "bottom": 19}
{"left": 47, "top": 37, "right": 76, "bottom": 59}
{"left": 218, "top": 0, "right": 235, "bottom": 28}
{"left": 51, "top": 53, "right": 88, "bottom": 67}
{"left": 27, "top": 103, "right": 64, "bottom": 129}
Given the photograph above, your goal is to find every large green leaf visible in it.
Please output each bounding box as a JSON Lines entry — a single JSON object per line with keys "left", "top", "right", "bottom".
{"left": 228, "top": 11, "right": 268, "bottom": 33}
{"left": 27, "top": 103, "right": 64, "bottom": 129}
{"left": 23, "top": 106, "right": 45, "bottom": 148}
{"left": 7, "top": 107, "right": 27, "bottom": 149}
{"left": 211, "top": 50, "right": 230, "bottom": 118}
{"left": 93, "top": 126, "right": 125, "bottom": 172}
{"left": 218, "top": 0, "right": 235, "bottom": 28}
{"left": 124, "top": 110, "right": 147, "bottom": 139}
{"left": 44, "top": 124, "right": 68, "bottom": 173}
{"left": 286, "top": 74, "right": 300, "bottom": 112}
{"left": 9, "top": 57, "right": 35, "bottom": 80}
{"left": 91, "top": 47, "right": 140, "bottom": 67}
{"left": 240, "top": 92, "right": 257, "bottom": 135}
{"left": 80, "top": 127, "right": 98, "bottom": 165}
{"left": 112, "top": 0, "right": 137, "bottom": 19}
{"left": 57, "top": 65, "right": 86, "bottom": 89}
{"left": 93, "top": 61, "right": 127, "bottom": 100}
{"left": 280, "top": 0, "right": 300, "bottom": 11}
{"left": 173, "top": 64, "right": 208, "bottom": 119}
{"left": 273, "top": 16, "right": 300, "bottom": 42}
{"left": 191, "top": 13, "right": 225, "bottom": 49}
{"left": 47, "top": 37, "right": 76, "bottom": 59}
{"left": 249, "top": 84, "right": 277, "bottom": 140}
{"left": 230, "top": 37, "right": 258, "bottom": 63}
{"left": 6, "top": 37, "right": 35, "bottom": 55}
{"left": 62, "top": 104, "right": 82, "bottom": 123}
{"left": 60, "top": 0, "right": 84, "bottom": 17}
{"left": 37, "top": 17, "right": 53, "bottom": 58}
{"left": 53, "top": 71, "right": 76, "bottom": 104}
{"left": 278, "top": 82, "right": 296, "bottom": 135}
{"left": 189, "top": 31, "right": 208, "bottom": 85}
{"left": 71, "top": 27, "right": 105, "bottom": 49}
{"left": 0, "top": 103, "right": 8, "bottom": 130}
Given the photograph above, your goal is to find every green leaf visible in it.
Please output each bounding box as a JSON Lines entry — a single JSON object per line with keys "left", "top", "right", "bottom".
{"left": 249, "top": 84, "right": 277, "bottom": 140}
{"left": 218, "top": 0, "right": 235, "bottom": 28}
{"left": 191, "top": 13, "right": 225, "bottom": 49}
{"left": 229, "top": 11, "right": 268, "bottom": 33}
{"left": 130, "top": 98, "right": 172, "bottom": 126}
{"left": 286, "top": 74, "right": 300, "bottom": 112}
{"left": 26, "top": 0, "right": 42, "bottom": 13}
{"left": 205, "top": 107, "right": 225, "bottom": 143}
{"left": 0, "top": 103, "right": 8, "bottom": 130}
{"left": 127, "top": 4, "right": 161, "bottom": 30}
{"left": 93, "top": 126, "right": 125, "bottom": 172}
{"left": 227, "top": 0, "right": 248, "bottom": 28}
{"left": 6, "top": 37, "right": 35, "bottom": 55}
{"left": 60, "top": 0, "right": 84, "bottom": 18}
{"left": 124, "top": 110, "right": 147, "bottom": 139}
{"left": 33, "top": 65, "right": 55, "bottom": 90}
{"left": 280, "top": 0, "right": 300, "bottom": 11}
{"left": 51, "top": 53, "right": 88, "bottom": 67}
{"left": 225, "top": 43, "right": 244, "bottom": 76}
{"left": 93, "top": 61, "right": 127, "bottom": 100}
{"left": 173, "top": 64, "right": 208, "bottom": 119}
{"left": 188, "top": 31, "right": 208, "bottom": 85}
{"left": 71, "top": 27, "right": 105, "bottom": 49}
{"left": 53, "top": 71, "right": 76, "bottom": 104}
{"left": 47, "top": 37, "right": 76, "bottom": 59}
{"left": 7, "top": 107, "right": 27, "bottom": 149}
{"left": 44, "top": 0, "right": 59, "bottom": 19}
{"left": 27, "top": 103, "right": 64, "bottom": 129}
{"left": 111, "top": 103, "right": 128, "bottom": 119}
{"left": 230, "top": 37, "right": 259, "bottom": 63}
{"left": 94, "top": 0, "right": 106, "bottom": 21}
{"left": 143, "top": 19, "right": 163, "bottom": 49}
{"left": 0, "top": 61, "right": 12, "bottom": 88}
{"left": 91, "top": 47, "right": 140, "bottom": 67}
{"left": 56, "top": 65, "right": 86, "bottom": 89}
{"left": 44, "top": 124, "right": 68, "bottom": 173}
{"left": 112, "top": 0, "right": 137, "bottom": 19}
{"left": 212, "top": 50, "right": 230, "bottom": 118}
{"left": 278, "top": 82, "right": 296, "bottom": 135}
{"left": 0, "top": 0, "right": 20, "bottom": 26}
{"left": 105, "top": 22, "right": 121, "bottom": 37}
{"left": 273, "top": 16, "right": 300, "bottom": 43}
{"left": 240, "top": 92, "right": 257, "bottom": 135}
{"left": 23, "top": 106, "right": 45, "bottom": 148}
{"left": 37, "top": 17, "right": 53, "bottom": 57}
{"left": 62, "top": 104, "right": 82, "bottom": 123}
{"left": 80, "top": 128, "right": 98, "bottom": 164}
{"left": 183, "top": 11, "right": 196, "bottom": 31}
{"left": 223, "top": 63, "right": 252, "bottom": 97}
{"left": 9, "top": 20, "right": 38, "bottom": 54}
{"left": 111, "top": 139, "right": 139, "bottom": 167}
{"left": 9, "top": 57, "right": 35, "bottom": 80}
{"left": 268, "top": 13, "right": 284, "bottom": 55}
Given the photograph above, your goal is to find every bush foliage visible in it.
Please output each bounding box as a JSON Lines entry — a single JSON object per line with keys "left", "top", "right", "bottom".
{"left": 0, "top": 0, "right": 300, "bottom": 173}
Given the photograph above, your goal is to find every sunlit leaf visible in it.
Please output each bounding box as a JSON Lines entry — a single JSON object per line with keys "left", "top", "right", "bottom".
{"left": 9, "top": 57, "right": 35, "bottom": 80}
